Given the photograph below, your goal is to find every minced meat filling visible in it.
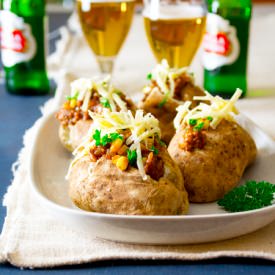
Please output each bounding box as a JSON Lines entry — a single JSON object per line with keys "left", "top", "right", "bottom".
{"left": 144, "top": 152, "right": 164, "bottom": 181}
{"left": 143, "top": 73, "right": 201, "bottom": 105}
{"left": 56, "top": 91, "right": 135, "bottom": 127}
{"left": 179, "top": 126, "right": 206, "bottom": 152}
{"left": 55, "top": 92, "right": 101, "bottom": 127}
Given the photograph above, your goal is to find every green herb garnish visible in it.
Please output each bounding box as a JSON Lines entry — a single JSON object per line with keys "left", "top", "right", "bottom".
{"left": 101, "top": 134, "right": 112, "bottom": 146}
{"left": 207, "top": 116, "right": 213, "bottom": 121}
{"left": 194, "top": 122, "right": 204, "bottom": 131}
{"left": 93, "top": 129, "right": 102, "bottom": 146}
{"left": 100, "top": 97, "right": 111, "bottom": 108}
{"left": 218, "top": 180, "right": 275, "bottom": 212}
{"left": 189, "top": 119, "right": 197, "bottom": 126}
{"left": 127, "top": 149, "right": 137, "bottom": 165}
{"left": 110, "top": 132, "right": 123, "bottom": 141}
{"left": 158, "top": 92, "right": 170, "bottom": 108}
{"left": 66, "top": 92, "right": 79, "bottom": 101}
{"left": 147, "top": 73, "right": 152, "bottom": 80}
{"left": 150, "top": 146, "right": 159, "bottom": 155}
{"left": 92, "top": 130, "right": 123, "bottom": 146}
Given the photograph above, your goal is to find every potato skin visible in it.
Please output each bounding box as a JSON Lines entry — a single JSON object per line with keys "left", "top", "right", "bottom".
{"left": 69, "top": 149, "right": 189, "bottom": 215}
{"left": 59, "top": 120, "right": 92, "bottom": 152}
{"left": 168, "top": 120, "right": 257, "bottom": 203}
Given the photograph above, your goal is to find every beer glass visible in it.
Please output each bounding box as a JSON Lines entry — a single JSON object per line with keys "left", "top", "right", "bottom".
{"left": 143, "top": 0, "right": 207, "bottom": 68}
{"left": 77, "top": 0, "right": 135, "bottom": 75}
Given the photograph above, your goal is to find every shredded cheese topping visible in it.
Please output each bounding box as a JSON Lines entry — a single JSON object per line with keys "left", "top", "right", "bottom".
{"left": 67, "top": 109, "right": 161, "bottom": 180}
{"left": 69, "top": 76, "right": 127, "bottom": 112}
{"left": 143, "top": 59, "right": 193, "bottom": 99}
{"left": 174, "top": 89, "right": 242, "bottom": 131}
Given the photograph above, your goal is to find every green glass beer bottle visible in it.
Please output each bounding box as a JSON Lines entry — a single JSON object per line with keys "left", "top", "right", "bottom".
{"left": 0, "top": 0, "right": 49, "bottom": 95}
{"left": 202, "top": 0, "right": 252, "bottom": 98}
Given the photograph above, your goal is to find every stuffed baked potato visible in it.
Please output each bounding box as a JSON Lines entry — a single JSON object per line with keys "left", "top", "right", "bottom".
{"left": 56, "top": 77, "right": 136, "bottom": 152}
{"left": 67, "top": 110, "right": 189, "bottom": 215}
{"left": 139, "top": 60, "right": 204, "bottom": 144}
{"left": 168, "top": 89, "right": 257, "bottom": 203}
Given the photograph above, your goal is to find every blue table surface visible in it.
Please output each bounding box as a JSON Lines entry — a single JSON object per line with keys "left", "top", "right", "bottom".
{"left": 0, "top": 11, "right": 275, "bottom": 275}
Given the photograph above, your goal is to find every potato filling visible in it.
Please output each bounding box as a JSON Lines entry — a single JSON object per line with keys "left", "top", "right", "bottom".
{"left": 55, "top": 78, "right": 135, "bottom": 127}
{"left": 55, "top": 92, "right": 101, "bottom": 126}
{"left": 89, "top": 129, "right": 165, "bottom": 181}
{"left": 142, "top": 59, "right": 201, "bottom": 107}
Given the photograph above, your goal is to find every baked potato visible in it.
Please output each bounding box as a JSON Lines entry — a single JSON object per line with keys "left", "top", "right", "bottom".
{"left": 68, "top": 110, "right": 189, "bottom": 215}
{"left": 56, "top": 78, "right": 136, "bottom": 152}
{"left": 168, "top": 89, "right": 257, "bottom": 203}
{"left": 139, "top": 60, "right": 204, "bottom": 144}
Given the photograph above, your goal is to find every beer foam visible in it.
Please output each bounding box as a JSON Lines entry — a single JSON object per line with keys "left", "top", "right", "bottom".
{"left": 143, "top": 3, "right": 205, "bottom": 20}
{"left": 80, "top": 0, "right": 135, "bottom": 12}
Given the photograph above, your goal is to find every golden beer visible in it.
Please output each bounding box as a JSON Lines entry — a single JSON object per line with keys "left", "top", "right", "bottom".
{"left": 144, "top": 15, "right": 206, "bottom": 68}
{"left": 77, "top": 0, "right": 135, "bottom": 57}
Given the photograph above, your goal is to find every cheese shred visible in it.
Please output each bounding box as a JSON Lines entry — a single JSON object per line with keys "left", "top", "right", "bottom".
{"left": 67, "top": 109, "right": 161, "bottom": 180}
{"left": 174, "top": 89, "right": 242, "bottom": 131}
{"left": 69, "top": 76, "right": 128, "bottom": 112}
{"left": 143, "top": 59, "right": 193, "bottom": 99}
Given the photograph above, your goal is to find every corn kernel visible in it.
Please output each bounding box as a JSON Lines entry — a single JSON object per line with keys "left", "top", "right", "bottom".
{"left": 63, "top": 101, "right": 71, "bottom": 110}
{"left": 112, "top": 155, "right": 120, "bottom": 164}
{"left": 110, "top": 138, "right": 123, "bottom": 153}
{"left": 203, "top": 120, "right": 210, "bottom": 129}
{"left": 116, "top": 156, "right": 129, "bottom": 171}
{"left": 70, "top": 99, "right": 77, "bottom": 109}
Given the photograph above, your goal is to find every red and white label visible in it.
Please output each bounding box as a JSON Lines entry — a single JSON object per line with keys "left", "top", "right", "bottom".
{"left": 0, "top": 11, "right": 36, "bottom": 67}
{"left": 202, "top": 13, "right": 240, "bottom": 71}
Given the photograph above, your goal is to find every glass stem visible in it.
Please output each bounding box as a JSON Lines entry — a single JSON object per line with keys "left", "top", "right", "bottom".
{"left": 96, "top": 56, "right": 115, "bottom": 77}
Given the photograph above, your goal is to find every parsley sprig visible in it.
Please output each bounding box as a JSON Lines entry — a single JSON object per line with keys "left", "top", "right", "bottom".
{"left": 218, "top": 180, "right": 275, "bottom": 212}
{"left": 92, "top": 130, "right": 123, "bottom": 146}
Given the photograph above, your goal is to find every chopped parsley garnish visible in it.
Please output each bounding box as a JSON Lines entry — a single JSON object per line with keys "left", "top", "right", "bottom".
{"left": 66, "top": 92, "right": 79, "bottom": 101}
{"left": 147, "top": 73, "right": 152, "bottom": 80}
{"left": 158, "top": 92, "right": 170, "bottom": 108}
{"left": 218, "top": 180, "right": 275, "bottom": 212}
{"left": 207, "top": 116, "right": 213, "bottom": 121}
{"left": 194, "top": 122, "right": 204, "bottom": 131}
{"left": 110, "top": 132, "right": 123, "bottom": 141}
{"left": 127, "top": 149, "right": 137, "bottom": 166}
{"left": 100, "top": 97, "right": 111, "bottom": 108}
{"left": 101, "top": 134, "right": 112, "bottom": 146}
{"left": 92, "top": 130, "right": 123, "bottom": 146}
{"left": 150, "top": 146, "right": 159, "bottom": 155}
{"left": 93, "top": 129, "right": 102, "bottom": 146}
{"left": 189, "top": 119, "right": 197, "bottom": 126}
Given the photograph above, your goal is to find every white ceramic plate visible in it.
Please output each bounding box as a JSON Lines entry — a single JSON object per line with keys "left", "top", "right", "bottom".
{"left": 30, "top": 112, "right": 275, "bottom": 245}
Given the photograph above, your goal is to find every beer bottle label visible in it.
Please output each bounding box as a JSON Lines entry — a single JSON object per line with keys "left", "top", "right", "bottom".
{"left": 202, "top": 13, "right": 240, "bottom": 71}
{"left": 0, "top": 11, "right": 37, "bottom": 67}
